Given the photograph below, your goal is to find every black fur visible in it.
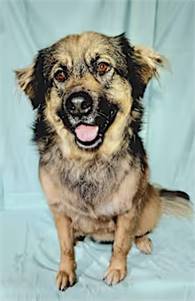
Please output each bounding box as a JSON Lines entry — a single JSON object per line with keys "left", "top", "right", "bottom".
{"left": 130, "top": 98, "right": 144, "bottom": 133}
{"left": 113, "top": 34, "right": 146, "bottom": 136}
{"left": 31, "top": 33, "right": 149, "bottom": 167}
{"left": 113, "top": 34, "right": 147, "bottom": 168}
{"left": 160, "top": 189, "right": 190, "bottom": 201}
{"left": 128, "top": 134, "right": 147, "bottom": 171}
{"left": 33, "top": 116, "right": 55, "bottom": 155}
{"left": 135, "top": 230, "right": 151, "bottom": 239}
{"left": 115, "top": 34, "right": 147, "bottom": 99}
{"left": 30, "top": 47, "right": 56, "bottom": 109}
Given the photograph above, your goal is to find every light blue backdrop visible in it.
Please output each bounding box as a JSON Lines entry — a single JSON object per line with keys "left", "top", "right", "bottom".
{"left": 0, "top": 1, "right": 195, "bottom": 301}
{"left": 0, "top": 0, "right": 194, "bottom": 210}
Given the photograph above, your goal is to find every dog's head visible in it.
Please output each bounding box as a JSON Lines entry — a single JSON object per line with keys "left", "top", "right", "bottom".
{"left": 16, "top": 32, "right": 164, "bottom": 157}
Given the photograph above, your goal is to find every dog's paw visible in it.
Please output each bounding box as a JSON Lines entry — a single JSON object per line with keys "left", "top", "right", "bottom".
{"left": 56, "top": 270, "right": 76, "bottom": 291}
{"left": 103, "top": 267, "right": 126, "bottom": 286}
{"left": 135, "top": 236, "right": 152, "bottom": 254}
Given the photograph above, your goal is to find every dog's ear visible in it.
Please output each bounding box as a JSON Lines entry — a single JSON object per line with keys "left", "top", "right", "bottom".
{"left": 15, "top": 49, "right": 51, "bottom": 109}
{"left": 113, "top": 33, "right": 166, "bottom": 99}
{"left": 129, "top": 45, "right": 167, "bottom": 100}
{"left": 132, "top": 45, "right": 166, "bottom": 85}
{"left": 15, "top": 64, "right": 35, "bottom": 101}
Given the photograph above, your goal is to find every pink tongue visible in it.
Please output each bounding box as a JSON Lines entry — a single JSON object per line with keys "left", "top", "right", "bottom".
{"left": 75, "top": 124, "right": 99, "bottom": 142}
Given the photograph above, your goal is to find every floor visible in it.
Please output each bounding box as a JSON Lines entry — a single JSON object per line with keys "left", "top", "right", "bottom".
{"left": 0, "top": 209, "right": 195, "bottom": 301}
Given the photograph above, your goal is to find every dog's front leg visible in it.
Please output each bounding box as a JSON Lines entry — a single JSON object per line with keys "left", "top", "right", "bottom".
{"left": 51, "top": 208, "right": 76, "bottom": 290}
{"left": 104, "top": 209, "right": 137, "bottom": 285}
{"left": 39, "top": 167, "right": 76, "bottom": 290}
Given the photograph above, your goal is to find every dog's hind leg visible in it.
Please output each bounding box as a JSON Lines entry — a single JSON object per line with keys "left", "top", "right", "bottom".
{"left": 135, "top": 233, "right": 152, "bottom": 254}
{"left": 134, "top": 184, "right": 161, "bottom": 254}
{"left": 136, "top": 184, "right": 161, "bottom": 231}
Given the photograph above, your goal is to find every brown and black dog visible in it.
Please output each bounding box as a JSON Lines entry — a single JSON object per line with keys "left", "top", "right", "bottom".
{"left": 16, "top": 32, "right": 192, "bottom": 290}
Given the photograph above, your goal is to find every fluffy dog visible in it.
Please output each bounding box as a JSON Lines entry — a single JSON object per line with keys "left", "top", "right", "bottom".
{"left": 16, "top": 32, "right": 192, "bottom": 290}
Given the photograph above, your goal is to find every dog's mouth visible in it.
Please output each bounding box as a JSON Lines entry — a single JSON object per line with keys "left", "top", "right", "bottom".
{"left": 58, "top": 96, "right": 119, "bottom": 150}
{"left": 74, "top": 124, "right": 101, "bottom": 149}
{"left": 74, "top": 100, "right": 118, "bottom": 150}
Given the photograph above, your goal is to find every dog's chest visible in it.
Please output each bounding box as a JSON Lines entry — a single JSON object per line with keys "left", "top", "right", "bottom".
{"left": 57, "top": 157, "right": 139, "bottom": 219}
{"left": 40, "top": 155, "right": 139, "bottom": 234}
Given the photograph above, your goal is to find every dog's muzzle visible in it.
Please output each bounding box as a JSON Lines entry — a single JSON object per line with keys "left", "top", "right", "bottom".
{"left": 59, "top": 91, "right": 119, "bottom": 150}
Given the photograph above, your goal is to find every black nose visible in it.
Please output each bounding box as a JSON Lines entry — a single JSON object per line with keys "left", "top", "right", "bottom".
{"left": 65, "top": 92, "right": 93, "bottom": 116}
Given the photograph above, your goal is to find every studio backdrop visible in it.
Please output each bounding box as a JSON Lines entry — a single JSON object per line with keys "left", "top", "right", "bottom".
{"left": 0, "top": 0, "right": 194, "bottom": 210}
{"left": 0, "top": 1, "right": 195, "bottom": 301}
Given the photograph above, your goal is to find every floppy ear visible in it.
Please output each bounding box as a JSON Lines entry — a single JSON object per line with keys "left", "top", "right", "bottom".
{"left": 132, "top": 45, "right": 166, "bottom": 85}
{"left": 15, "top": 49, "right": 50, "bottom": 109}
{"left": 113, "top": 33, "right": 166, "bottom": 99}
{"left": 15, "top": 64, "right": 35, "bottom": 101}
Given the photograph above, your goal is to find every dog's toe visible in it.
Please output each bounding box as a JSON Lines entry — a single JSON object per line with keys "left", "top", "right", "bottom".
{"left": 56, "top": 270, "right": 76, "bottom": 291}
{"left": 103, "top": 268, "right": 126, "bottom": 286}
{"left": 135, "top": 236, "right": 152, "bottom": 254}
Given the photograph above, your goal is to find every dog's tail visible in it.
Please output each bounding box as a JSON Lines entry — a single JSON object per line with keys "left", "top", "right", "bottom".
{"left": 158, "top": 187, "right": 193, "bottom": 218}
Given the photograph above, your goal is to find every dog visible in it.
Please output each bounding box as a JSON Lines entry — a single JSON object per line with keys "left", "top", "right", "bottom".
{"left": 16, "top": 32, "right": 192, "bottom": 290}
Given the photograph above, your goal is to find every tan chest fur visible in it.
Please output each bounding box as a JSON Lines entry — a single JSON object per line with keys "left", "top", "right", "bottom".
{"left": 39, "top": 152, "right": 140, "bottom": 235}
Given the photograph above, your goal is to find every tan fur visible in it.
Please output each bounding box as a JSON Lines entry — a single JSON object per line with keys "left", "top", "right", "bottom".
{"left": 99, "top": 81, "right": 132, "bottom": 157}
{"left": 39, "top": 167, "right": 76, "bottom": 289}
{"left": 44, "top": 91, "right": 81, "bottom": 160}
{"left": 133, "top": 45, "right": 166, "bottom": 83}
{"left": 15, "top": 32, "right": 191, "bottom": 290}
{"left": 39, "top": 155, "right": 140, "bottom": 237}
{"left": 44, "top": 35, "right": 133, "bottom": 159}
{"left": 136, "top": 184, "right": 161, "bottom": 237}
{"left": 135, "top": 236, "right": 152, "bottom": 254}
{"left": 160, "top": 196, "right": 193, "bottom": 218}
{"left": 15, "top": 64, "right": 34, "bottom": 98}
{"left": 53, "top": 211, "right": 76, "bottom": 290}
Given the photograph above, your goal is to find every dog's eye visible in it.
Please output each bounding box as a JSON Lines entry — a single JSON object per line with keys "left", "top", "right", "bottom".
{"left": 97, "top": 62, "right": 110, "bottom": 75}
{"left": 54, "top": 70, "right": 67, "bottom": 82}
